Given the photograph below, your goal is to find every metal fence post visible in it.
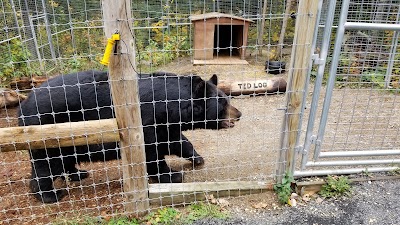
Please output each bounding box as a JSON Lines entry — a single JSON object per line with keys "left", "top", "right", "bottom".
{"left": 313, "top": 0, "right": 350, "bottom": 160}
{"left": 300, "top": 0, "right": 338, "bottom": 170}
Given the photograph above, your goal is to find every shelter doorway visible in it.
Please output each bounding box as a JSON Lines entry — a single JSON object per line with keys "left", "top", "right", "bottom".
{"left": 213, "top": 25, "right": 243, "bottom": 57}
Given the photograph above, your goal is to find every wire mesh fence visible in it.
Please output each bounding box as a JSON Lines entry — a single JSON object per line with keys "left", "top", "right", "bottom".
{"left": 0, "top": 0, "right": 399, "bottom": 223}
{"left": 1, "top": 0, "right": 291, "bottom": 223}
{"left": 317, "top": 0, "right": 400, "bottom": 157}
{"left": 294, "top": 0, "right": 400, "bottom": 176}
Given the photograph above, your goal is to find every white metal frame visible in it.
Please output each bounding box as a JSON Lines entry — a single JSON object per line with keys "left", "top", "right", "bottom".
{"left": 280, "top": 0, "right": 400, "bottom": 178}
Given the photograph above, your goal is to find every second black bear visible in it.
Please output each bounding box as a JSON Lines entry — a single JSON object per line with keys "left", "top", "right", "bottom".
{"left": 18, "top": 70, "right": 242, "bottom": 203}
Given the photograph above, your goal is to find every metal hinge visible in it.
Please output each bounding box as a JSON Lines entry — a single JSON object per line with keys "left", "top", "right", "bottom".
{"left": 312, "top": 54, "right": 325, "bottom": 65}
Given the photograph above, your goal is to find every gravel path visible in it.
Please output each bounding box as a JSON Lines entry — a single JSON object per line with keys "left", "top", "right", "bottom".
{"left": 192, "top": 179, "right": 400, "bottom": 225}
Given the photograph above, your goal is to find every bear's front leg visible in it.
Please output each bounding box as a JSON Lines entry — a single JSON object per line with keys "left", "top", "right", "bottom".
{"left": 169, "top": 133, "right": 204, "bottom": 167}
{"left": 145, "top": 145, "right": 184, "bottom": 183}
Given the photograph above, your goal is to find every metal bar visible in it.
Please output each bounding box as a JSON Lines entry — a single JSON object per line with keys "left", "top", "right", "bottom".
{"left": 294, "top": 167, "right": 399, "bottom": 177}
{"left": 385, "top": 31, "right": 399, "bottom": 88}
{"left": 318, "top": 25, "right": 338, "bottom": 28}
{"left": 320, "top": 150, "right": 400, "bottom": 158}
{"left": 301, "top": 0, "right": 337, "bottom": 170}
{"left": 385, "top": 8, "right": 400, "bottom": 88}
{"left": 132, "top": 26, "right": 168, "bottom": 30}
{"left": 28, "top": 16, "right": 44, "bottom": 71}
{"left": 9, "top": 0, "right": 23, "bottom": 45}
{"left": 313, "top": 0, "right": 350, "bottom": 160}
{"left": 306, "top": 159, "right": 400, "bottom": 167}
{"left": 344, "top": 22, "right": 400, "bottom": 31}
{"left": 0, "top": 36, "right": 21, "bottom": 44}
{"left": 41, "top": 0, "right": 57, "bottom": 61}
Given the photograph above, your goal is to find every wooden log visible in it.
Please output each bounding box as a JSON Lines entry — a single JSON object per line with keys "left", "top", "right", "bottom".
{"left": 31, "top": 76, "right": 50, "bottom": 87}
{"left": 0, "top": 119, "right": 119, "bottom": 152}
{"left": 102, "top": 0, "right": 149, "bottom": 216}
{"left": 0, "top": 88, "right": 27, "bottom": 108}
{"left": 218, "top": 77, "right": 287, "bottom": 96}
{"left": 9, "top": 77, "right": 31, "bottom": 90}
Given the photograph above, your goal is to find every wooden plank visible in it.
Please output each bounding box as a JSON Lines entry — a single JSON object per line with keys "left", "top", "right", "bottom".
{"left": 149, "top": 181, "right": 274, "bottom": 205}
{"left": 0, "top": 119, "right": 119, "bottom": 152}
{"left": 193, "top": 57, "right": 249, "bottom": 65}
{"left": 102, "top": 0, "right": 149, "bottom": 216}
{"left": 193, "top": 22, "right": 214, "bottom": 60}
{"left": 205, "top": 17, "right": 251, "bottom": 25}
{"left": 281, "top": 0, "right": 319, "bottom": 175}
{"left": 190, "top": 12, "right": 254, "bottom": 23}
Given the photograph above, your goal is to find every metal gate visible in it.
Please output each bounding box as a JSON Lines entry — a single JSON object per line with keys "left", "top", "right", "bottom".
{"left": 284, "top": 0, "right": 400, "bottom": 178}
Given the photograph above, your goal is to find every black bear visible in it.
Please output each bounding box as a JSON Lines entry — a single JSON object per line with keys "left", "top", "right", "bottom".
{"left": 18, "top": 70, "right": 242, "bottom": 203}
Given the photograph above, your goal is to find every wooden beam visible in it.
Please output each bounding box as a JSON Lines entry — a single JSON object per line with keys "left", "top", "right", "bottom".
{"left": 0, "top": 119, "right": 119, "bottom": 152}
{"left": 149, "top": 181, "right": 274, "bottom": 205}
{"left": 280, "top": 0, "right": 319, "bottom": 176}
{"left": 102, "top": 0, "right": 149, "bottom": 216}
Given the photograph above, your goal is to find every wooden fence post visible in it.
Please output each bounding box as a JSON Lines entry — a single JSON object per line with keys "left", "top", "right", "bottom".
{"left": 278, "top": 0, "right": 319, "bottom": 179}
{"left": 102, "top": 0, "right": 149, "bottom": 216}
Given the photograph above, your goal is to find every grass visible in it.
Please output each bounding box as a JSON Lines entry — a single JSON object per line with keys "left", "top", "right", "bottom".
{"left": 52, "top": 202, "right": 229, "bottom": 225}
{"left": 319, "top": 175, "right": 352, "bottom": 198}
{"left": 181, "top": 202, "right": 229, "bottom": 224}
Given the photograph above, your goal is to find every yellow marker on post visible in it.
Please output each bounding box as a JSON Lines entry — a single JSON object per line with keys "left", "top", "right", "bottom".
{"left": 100, "top": 33, "right": 120, "bottom": 66}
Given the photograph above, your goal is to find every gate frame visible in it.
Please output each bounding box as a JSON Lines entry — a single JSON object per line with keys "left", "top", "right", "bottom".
{"left": 279, "top": 0, "right": 400, "bottom": 179}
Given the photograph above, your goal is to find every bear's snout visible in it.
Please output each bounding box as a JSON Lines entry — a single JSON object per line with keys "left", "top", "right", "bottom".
{"left": 220, "top": 105, "right": 242, "bottom": 128}
{"left": 227, "top": 105, "right": 242, "bottom": 120}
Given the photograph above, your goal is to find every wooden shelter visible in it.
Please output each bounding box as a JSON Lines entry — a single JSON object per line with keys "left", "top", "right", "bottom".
{"left": 190, "top": 12, "right": 253, "bottom": 65}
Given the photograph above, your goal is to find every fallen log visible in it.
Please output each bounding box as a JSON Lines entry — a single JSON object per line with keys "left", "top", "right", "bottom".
{"left": 9, "top": 77, "right": 31, "bottom": 90}
{"left": 218, "top": 77, "right": 287, "bottom": 96}
{"left": 0, "top": 88, "right": 27, "bottom": 108}
{"left": 9, "top": 76, "right": 49, "bottom": 90}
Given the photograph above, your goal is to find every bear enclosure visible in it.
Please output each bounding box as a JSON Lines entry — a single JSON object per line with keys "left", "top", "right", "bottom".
{"left": 0, "top": 0, "right": 400, "bottom": 223}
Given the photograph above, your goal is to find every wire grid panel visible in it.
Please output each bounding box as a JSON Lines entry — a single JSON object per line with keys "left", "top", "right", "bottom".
{"left": 1, "top": 0, "right": 291, "bottom": 223}
{"left": 297, "top": 0, "right": 400, "bottom": 175}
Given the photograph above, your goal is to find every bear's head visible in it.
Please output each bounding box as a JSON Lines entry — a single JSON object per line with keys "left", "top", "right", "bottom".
{"left": 192, "top": 74, "right": 242, "bottom": 130}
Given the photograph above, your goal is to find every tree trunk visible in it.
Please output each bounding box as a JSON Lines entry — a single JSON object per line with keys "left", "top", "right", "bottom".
{"left": 257, "top": 0, "right": 268, "bottom": 55}
{"left": 276, "top": 0, "right": 293, "bottom": 57}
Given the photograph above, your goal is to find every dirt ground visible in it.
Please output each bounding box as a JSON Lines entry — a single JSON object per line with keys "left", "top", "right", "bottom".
{"left": 1, "top": 52, "right": 399, "bottom": 224}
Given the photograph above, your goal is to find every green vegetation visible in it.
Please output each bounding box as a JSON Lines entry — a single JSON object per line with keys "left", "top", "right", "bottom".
{"left": 387, "top": 167, "right": 400, "bottom": 176}
{"left": 52, "top": 202, "right": 228, "bottom": 225}
{"left": 319, "top": 175, "right": 352, "bottom": 198}
{"left": 136, "top": 18, "right": 191, "bottom": 70}
{"left": 182, "top": 202, "right": 229, "bottom": 223}
{"left": 273, "top": 173, "right": 294, "bottom": 204}
{"left": 0, "top": 39, "right": 41, "bottom": 81}
{"left": 144, "top": 207, "right": 180, "bottom": 225}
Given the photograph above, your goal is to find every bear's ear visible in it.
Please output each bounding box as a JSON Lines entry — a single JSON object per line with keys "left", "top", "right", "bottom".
{"left": 192, "top": 76, "right": 207, "bottom": 97}
{"left": 194, "top": 80, "right": 207, "bottom": 97}
{"left": 209, "top": 74, "right": 218, "bottom": 85}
